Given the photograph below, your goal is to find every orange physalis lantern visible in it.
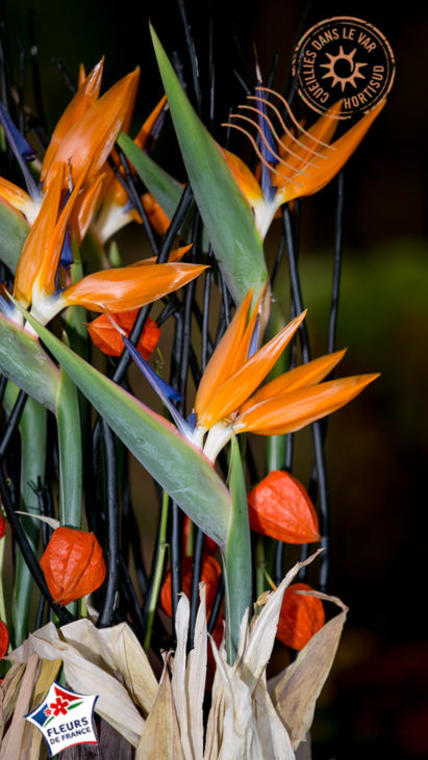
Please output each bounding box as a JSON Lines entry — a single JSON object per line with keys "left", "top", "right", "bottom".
{"left": 0, "top": 515, "right": 6, "bottom": 539}
{"left": 40, "top": 527, "right": 106, "bottom": 606}
{"left": 277, "top": 582, "right": 325, "bottom": 650}
{"left": 0, "top": 621, "right": 8, "bottom": 659}
{"left": 247, "top": 470, "right": 320, "bottom": 544}
{"left": 160, "top": 555, "right": 221, "bottom": 617}
{"left": 87, "top": 312, "right": 160, "bottom": 358}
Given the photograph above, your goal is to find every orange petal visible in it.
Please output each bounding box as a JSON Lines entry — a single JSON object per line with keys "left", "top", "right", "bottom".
{"left": 134, "top": 95, "right": 168, "bottom": 151}
{"left": 35, "top": 171, "right": 87, "bottom": 297}
{"left": 71, "top": 172, "right": 105, "bottom": 244}
{"left": 275, "top": 100, "right": 385, "bottom": 202}
{"left": 78, "top": 63, "right": 86, "bottom": 89}
{"left": 62, "top": 261, "right": 208, "bottom": 312}
{"left": 239, "top": 349, "right": 346, "bottom": 412}
{"left": 42, "top": 58, "right": 104, "bottom": 183}
{"left": 277, "top": 100, "right": 342, "bottom": 170}
{"left": 88, "top": 312, "right": 160, "bottom": 358}
{"left": 235, "top": 373, "right": 380, "bottom": 435}
{"left": 199, "top": 310, "right": 306, "bottom": 429}
{"left": 130, "top": 244, "right": 193, "bottom": 266}
{"left": 13, "top": 166, "right": 64, "bottom": 306}
{"left": 222, "top": 147, "right": 264, "bottom": 206}
{"left": 248, "top": 470, "right": 319, "bottom": 543}
{"left": 42, "top": 68, "right": 140, "bottom": 191}
{"left": 142, "top": 192, "right": 171, "bottom": 235}
{"left": 0, "top": 176, "right": 38, "bottom": 223}
{"left": 277, "top": 583, "right": 325, "bottom": 650}
{"left": 194, "top": 290, "right": 253, "bottom": 423}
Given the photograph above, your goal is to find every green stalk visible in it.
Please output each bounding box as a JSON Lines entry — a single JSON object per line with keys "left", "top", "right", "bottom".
{"left": 0, "top": 535, "right": 7, "bottom": 627}
{"left": 56, "top": 365, "right": 82, "bottom": 529}
{"left": 223, "top": 436, "right": 252, "bottom": 663}
{"left": 3, "top": 383, "right": 47, "bottom": 646}
{"left": 143, "top": 490, "right": 170, "bottom": 652}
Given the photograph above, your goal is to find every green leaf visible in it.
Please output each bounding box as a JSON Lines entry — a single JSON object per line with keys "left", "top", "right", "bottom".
{"left": 0, "top": 314, "right": 59, "bottom": 410}
{"left": 223, "top": 435, "right": 252, "bottom": 663}
{"left": 118, "top": 132, "right": 183, "bottom": 220}
{"left": 18, "top": 308, "right": 232, "bottom": 547}
{"left": 0, "top": 199, "right": 29, "bottom": 273}
{"left": 150, "top": 25, "right": 268, "bottom": 306}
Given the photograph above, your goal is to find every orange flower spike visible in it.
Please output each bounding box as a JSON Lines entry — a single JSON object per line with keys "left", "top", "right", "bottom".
{"left": 275, "top": 100, "right": 386, "bottom": 203}
{"left": 42, "top": 67, "right": 140, "bottom": 191}
{"left": 42, "top": 58, "right": 104, "bottom": 184}
{"left": 62, "top": 261, "right": 208, "bottom": 313}
{"left": 248, "top": 471, "right": 319, "bottom": 544}
{"left": 199, "top": 309, "right": 306, "bottom": 430}
{"left": 0, "top": 620, "right": 8, "bottom": 660}
{"left": 194, "top": 290, "right": 253, "bottom": 422}
{"left": 277, "top": 583, "right": 325, "bottom": 650}
{"left": 88, "top": 313, "right": 160, "bottom": 358}
{"left": 40, "top": 527, "right": 106, "bottom": 606}
{"left": 13, "top": 166, "right": 64, "bottom": 307}
{"left": 240, "top": 349, "right": 347, "bottom": 412}
{"left": 134, "top": 94, "right": 168, "bottom": 151}
{"left": 235, "top": 373, "right": 380, "bottom": 436}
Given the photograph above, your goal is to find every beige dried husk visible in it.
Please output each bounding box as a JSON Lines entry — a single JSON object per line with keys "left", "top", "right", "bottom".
{"left": 2, "top": 555, "right": 347, "bottom": 759}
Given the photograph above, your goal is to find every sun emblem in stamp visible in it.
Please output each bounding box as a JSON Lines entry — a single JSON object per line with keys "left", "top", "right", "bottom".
{"left": 25, "top": 682, "right": 98, "bottom": 757}
{"left": 292, "top": 16, "right": 395, "bottom": 118}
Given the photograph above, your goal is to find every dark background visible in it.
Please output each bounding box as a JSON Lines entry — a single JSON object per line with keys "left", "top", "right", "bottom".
{"left": 1, "top": 0, "right": 427, "bottom": 757}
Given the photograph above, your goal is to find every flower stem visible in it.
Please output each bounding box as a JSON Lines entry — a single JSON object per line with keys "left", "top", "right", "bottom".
{"left": 143, "top": 490, "right": 169, "bottom": 652}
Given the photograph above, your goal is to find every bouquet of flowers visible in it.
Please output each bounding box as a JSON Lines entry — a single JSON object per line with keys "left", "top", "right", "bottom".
{"left": 0, "top": 8, "right": 385, "bottom": 758}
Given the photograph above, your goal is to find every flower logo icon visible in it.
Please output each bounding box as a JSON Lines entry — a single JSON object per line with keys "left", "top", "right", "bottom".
{"left": 49, "top": 696, "right": 69, "bottom": 716}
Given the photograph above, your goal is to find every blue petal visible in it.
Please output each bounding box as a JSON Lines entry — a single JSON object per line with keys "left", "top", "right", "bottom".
{"left": 248, "top": 314, "right": 261, "bottom": 359}
{"left": 0, "top": 103, "right": 35, "bottom": 161}
{"left": 121, "top": 335, "right": 193, "bottom": 438}
{"left": 186, "top": 412, "right": 197, "bottom": 432}
{"left": 0, "top": 103, "right": 40, "bottom": 200}
{"left": 59, "top": 227, "right": 73, "bottom": 268}
{"left": 255, "top": 86, "right": 277, "bottom": 202}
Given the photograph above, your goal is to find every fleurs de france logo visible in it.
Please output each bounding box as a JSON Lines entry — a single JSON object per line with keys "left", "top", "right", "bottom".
{"left": 25, "top": 682, "right": 98, "bottom": 757}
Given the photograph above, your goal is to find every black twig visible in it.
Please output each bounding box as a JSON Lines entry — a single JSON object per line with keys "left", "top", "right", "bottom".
{"left": 282, "top": 206, "right": 330, "bottom": 590}
{"left": 0, "top": 390, "right": 27, "bottom": 461}
{"left": 97, "top": 422, "right": 120, "bottom": 627}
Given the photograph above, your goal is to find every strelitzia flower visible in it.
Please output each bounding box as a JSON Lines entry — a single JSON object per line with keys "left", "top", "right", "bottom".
{"left": 9, "top": 169, "right": 206, "bottom": 325}
{"left": 223, "top": 88, "right": 385, "bottom": 238}
{"left": 0, "top": 60, "right": 139, "bottom": 226}
{"left": 121, "top": 289, "right": 378, "bottom": 462}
